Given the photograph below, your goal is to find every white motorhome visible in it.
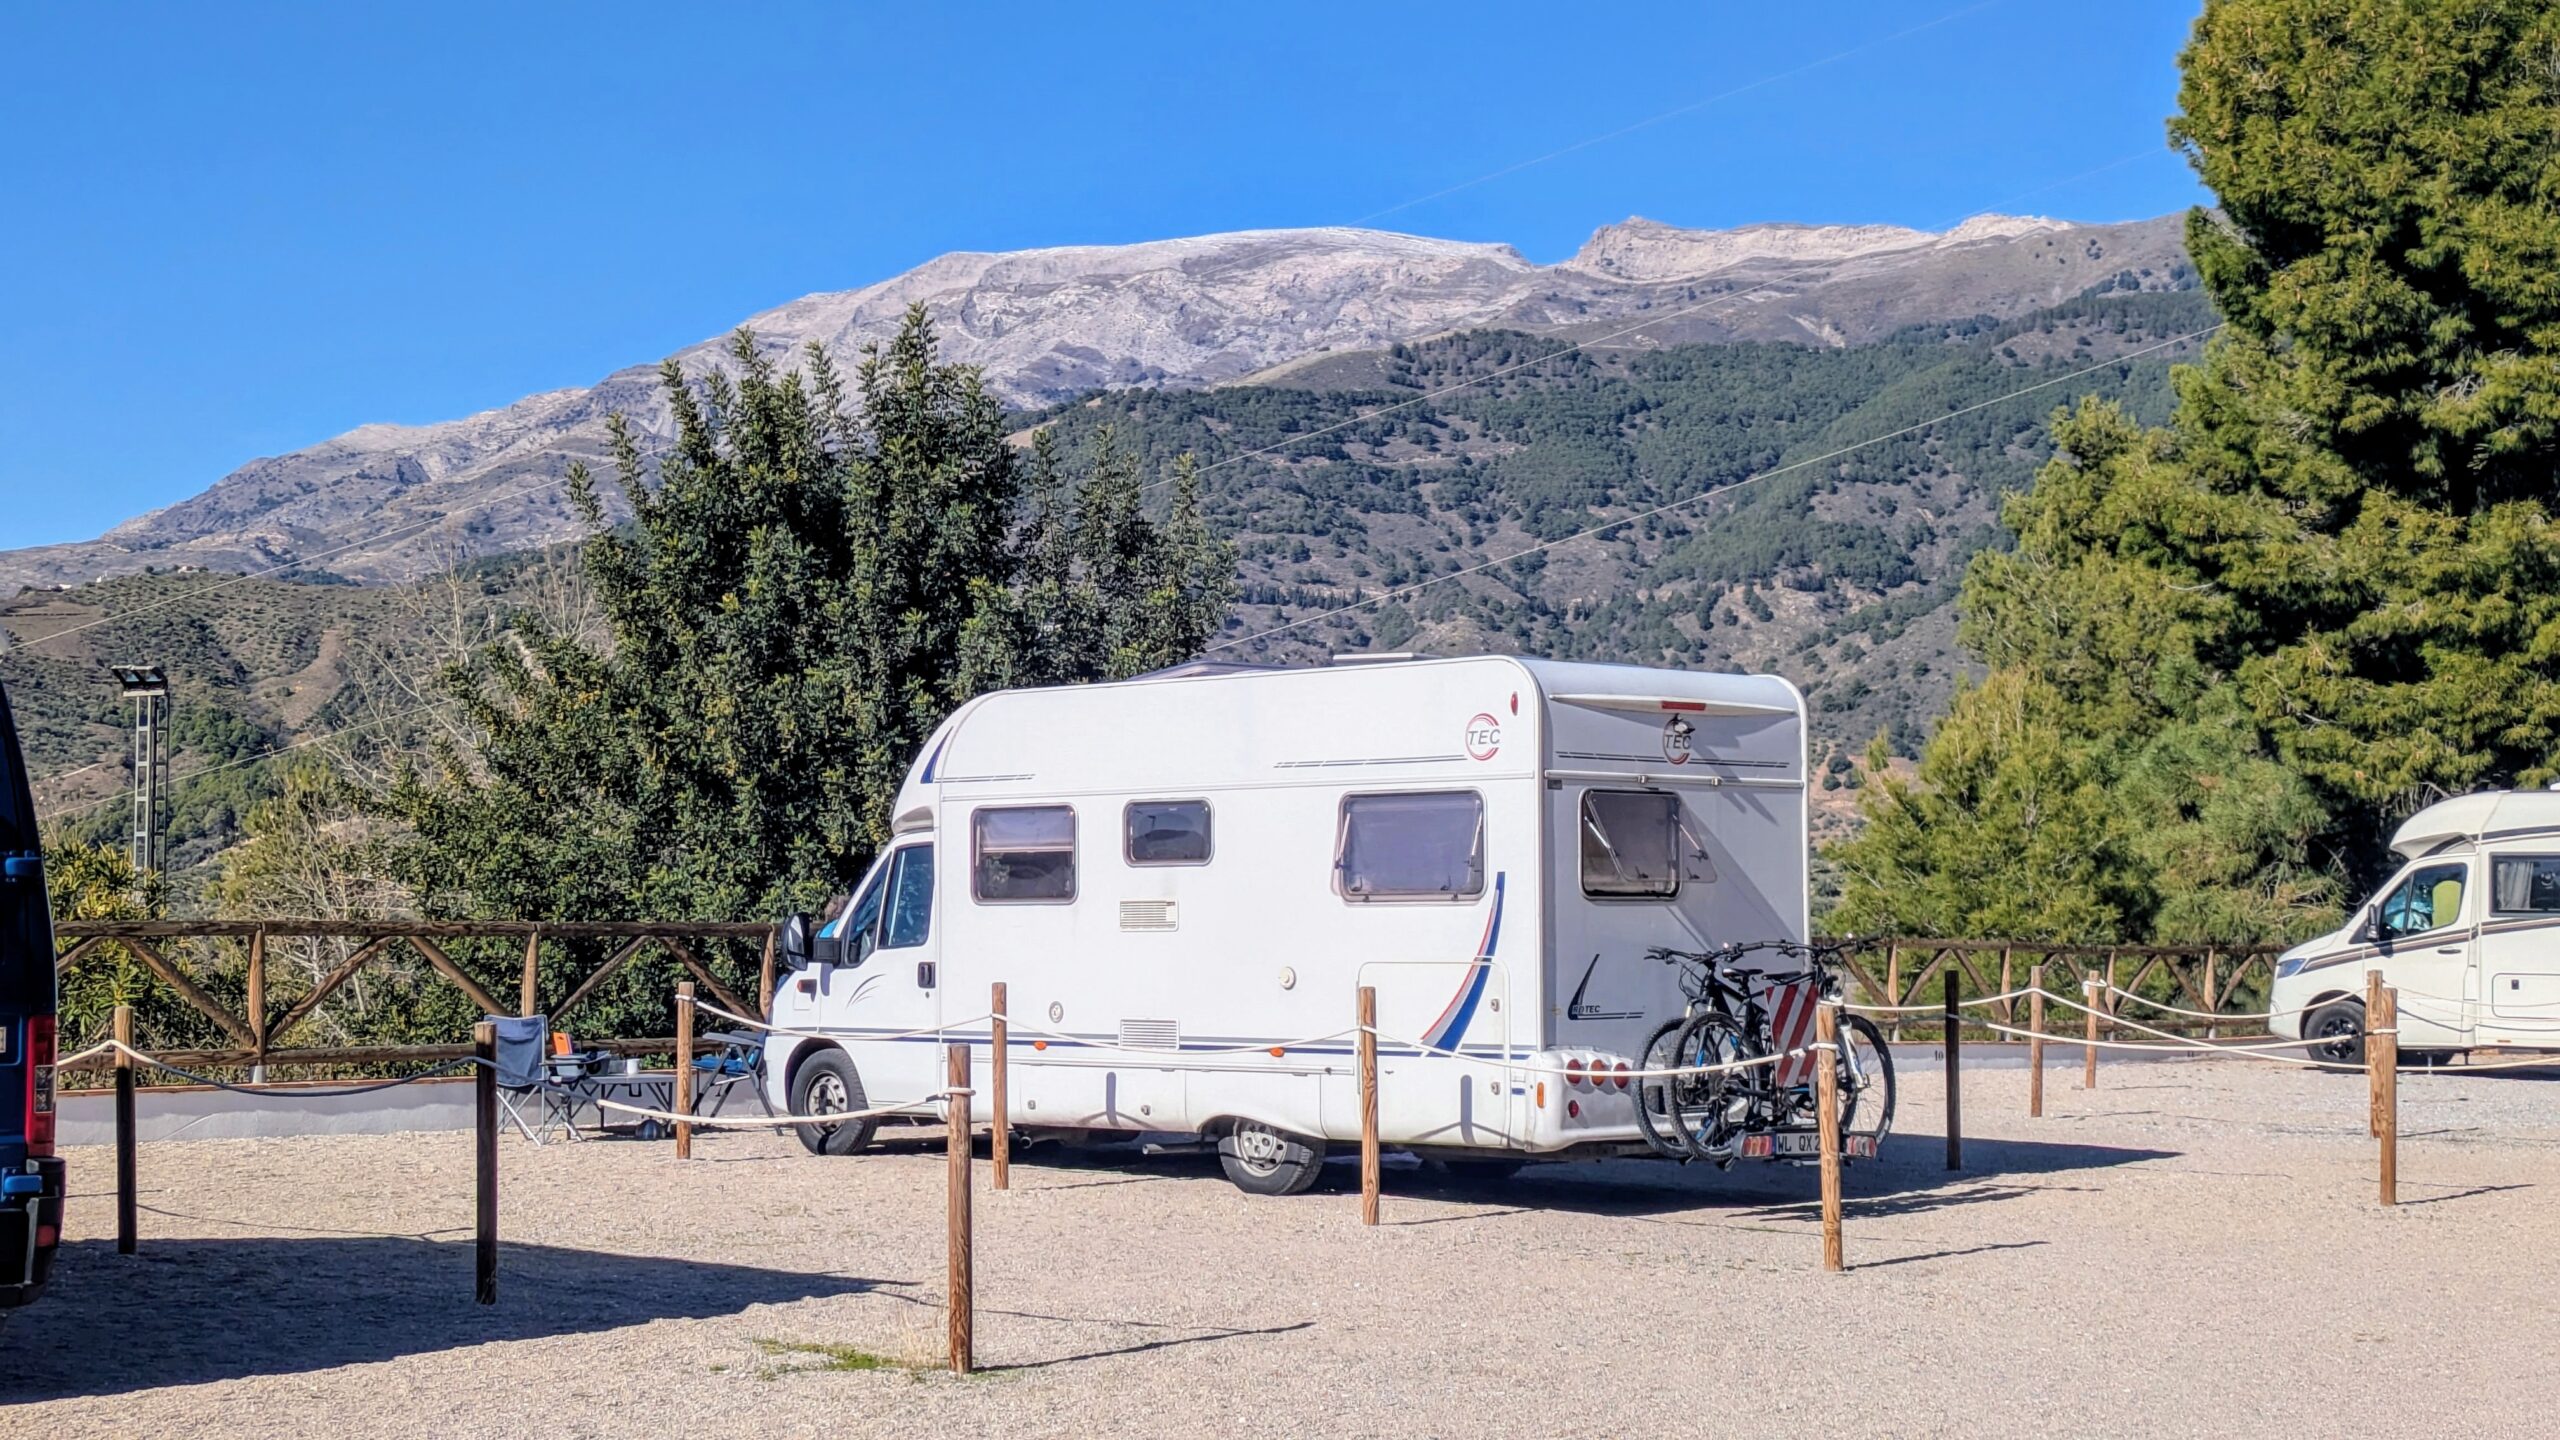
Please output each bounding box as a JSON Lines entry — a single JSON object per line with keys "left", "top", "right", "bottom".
{"left": 759, "top": 654, "right": 1811, "bottom": 1192}
{"left": 2271, "top": 790, "right": 2560, "bottom": 1062}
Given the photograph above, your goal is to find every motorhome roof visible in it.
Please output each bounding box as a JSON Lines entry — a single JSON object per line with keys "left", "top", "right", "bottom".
{"left": 2390, "top": 789, "right": 2560, "bottom": 858}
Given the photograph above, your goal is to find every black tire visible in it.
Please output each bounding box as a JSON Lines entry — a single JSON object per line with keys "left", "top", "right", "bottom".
{"left": 1668, "top": 1012, "right": 1751, "bottom": 1162}
{"left": 1216, "top": 1120, "right": 1327, "bottom": 1195}
{"left": 1630, "top": 1017, "right": 1690, "bottom": 1160}
{"left": 1836, "top": 1013, "right": 1896, "bottom": 1147}
{"left": 2304, "top": 999, "right": 2365, "bottom": 1067}
{"left": 789, "top": 1048, "right": 879, "bottom": 1156}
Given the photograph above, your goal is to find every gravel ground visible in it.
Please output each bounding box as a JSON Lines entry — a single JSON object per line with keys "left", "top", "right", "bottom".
{"left": 9, "top": 1054, "right": 2560, "bottom": 1439}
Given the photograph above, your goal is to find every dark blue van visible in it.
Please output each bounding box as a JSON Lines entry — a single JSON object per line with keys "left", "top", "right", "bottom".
{"left": 0, "top": 684, "right": 62, "bottom": 1307}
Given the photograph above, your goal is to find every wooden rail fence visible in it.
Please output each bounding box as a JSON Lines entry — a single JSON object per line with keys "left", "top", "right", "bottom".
{"left": 1833, "top": 938, "right": 2291, "bottom": 1038}
{"left": 50, "top": 919, "right": 2289, "bottom": 1074}
{"left": 51, "top": 919, "right": 777, "bottom": 1073}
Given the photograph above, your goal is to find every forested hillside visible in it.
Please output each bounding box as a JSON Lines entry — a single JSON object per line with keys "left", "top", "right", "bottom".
{"left": 1034, "top": 288, "right": 2210, "bottom": 771}
{"left": 5, "top": 284, "right": 2209, "bottom": 894}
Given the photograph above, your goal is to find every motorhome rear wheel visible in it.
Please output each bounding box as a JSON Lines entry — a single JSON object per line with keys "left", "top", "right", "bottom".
{"left": 1217, "top": 1121, "right": 1326, "bottom": 1196}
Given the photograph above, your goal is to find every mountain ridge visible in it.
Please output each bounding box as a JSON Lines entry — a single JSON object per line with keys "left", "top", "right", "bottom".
{"left": 3, "top": 211, "right": 2192, "bottom": 592}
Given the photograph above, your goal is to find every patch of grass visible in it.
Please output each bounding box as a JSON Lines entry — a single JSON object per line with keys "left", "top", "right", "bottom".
{"left": 750, "top": 1337, "right": 920, "bottom": 1379}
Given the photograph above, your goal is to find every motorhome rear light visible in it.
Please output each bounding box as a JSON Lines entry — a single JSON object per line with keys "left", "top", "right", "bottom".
{"left": 1661, "top": 700, "right": 1707, "bottom": 712}
{"left": 1613, "top": 1062, "right": 1631, "bottom": 1089}
{"left": 27, "top": 1015, "right": 55, "bottom": 1156}
{"left": 1566, "top": 1100, "right": 1581, "bottom": 1120}
{"left": 1534, "top": 1082, "right": 1546, "bottom": 1109}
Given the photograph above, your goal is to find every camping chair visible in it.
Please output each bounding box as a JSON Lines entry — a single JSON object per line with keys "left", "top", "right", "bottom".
{"left": 692, "top": 1033, "right": 773, "bottom": 1119}
{"left": 488, "top": 1014, "right": 586, "bottom": 1144}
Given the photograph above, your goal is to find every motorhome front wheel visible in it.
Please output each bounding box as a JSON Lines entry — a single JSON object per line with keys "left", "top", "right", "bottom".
{"left": 791, "top": 1049, "right": 879, "bottom": 1156}
{"left": 2303, "top": 999, "right": 2365, "bottom": 1067}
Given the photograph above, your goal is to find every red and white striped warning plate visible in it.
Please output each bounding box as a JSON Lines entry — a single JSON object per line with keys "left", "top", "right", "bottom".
{"left": 1767, "top": 980, "right": 1821, "bottom": 1088}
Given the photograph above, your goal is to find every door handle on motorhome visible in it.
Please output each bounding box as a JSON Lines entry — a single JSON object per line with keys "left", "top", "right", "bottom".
{"left": 2435, "top": 946, "right": 2462, "bottom": 955}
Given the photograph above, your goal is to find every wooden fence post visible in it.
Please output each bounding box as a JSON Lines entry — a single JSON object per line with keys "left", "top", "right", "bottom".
{"left": 1883, "top": 942, "right": 1902, "bottom": 1042}
{"left": 2082, "top": 971, "right": 2100, "bottom": 1090}
{"left": 1358, "top": 985, "right": 1380, "bottom": 1227}
{"left": 518, "top": 930, "right": 541, "bottom": 1017}
{"left": 2028, "top": 964, "right": 2046, "bottom": 1119}
{"left": 2366, "top": 971, "right": 2383, "bottom": 1138}
{"left": 946, "top": 1043, "right": 974, "bottom": 1375}
{"left": 990, "top": 983, "right": 1009, "bottom": 1192}
{"left": 1815, "top": 1001, "right": 1844, "bottom": 1273}
{"left": 673, "top": 981, "right": 695, "bottom": 1160}
{"left": 474, "top": 1021, "right": 498, "bottom": 1305}
{"left": 2202, "top": 947, "right": 2220, "bottom": 1042}
{"left": 1998, "top": 944, "right": 2014, "bottom": 1027}
{"left": 1943, "top": 971, "right": 1962, "bottom": 1171}
{"left": 758, "top": 928, "right": 778, "bottom": 1020}
{"left": 245, "top": 929, "right": 267, "bottom": 1083}
{"left": 114, "top": 1003, "right": 136, "bottom": 1256}
{"left": 2365, "top": 978, "right": 2385, "bottom": 1204}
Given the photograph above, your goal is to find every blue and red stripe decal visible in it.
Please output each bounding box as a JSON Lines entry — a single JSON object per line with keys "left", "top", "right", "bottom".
{"left": 1419, "top": 871, "right": 1504, "bottom": 1051}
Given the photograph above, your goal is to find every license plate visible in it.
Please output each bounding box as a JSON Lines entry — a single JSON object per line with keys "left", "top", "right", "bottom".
{"left": 1743, "top": 1131, "right": 1875, "bottom": 1160}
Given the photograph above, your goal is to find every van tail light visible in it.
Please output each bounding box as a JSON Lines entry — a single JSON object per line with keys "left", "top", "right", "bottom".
{"left": 26, "top": 1016, "right": 56, "bottom": 1157}
{"left": 1614, "top": 1062, "right": 1632, "bottom": 1090}
{"left": 1564, "top": 1059, "right": 1586, "bottom": 1088}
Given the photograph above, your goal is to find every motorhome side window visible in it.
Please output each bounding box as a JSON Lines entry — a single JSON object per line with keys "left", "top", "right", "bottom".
{"left": 1336, "top": 791, "right": 1484, "bottom": 902}
{"left": 1580, "top": 789, "right": 1680, "bottom": 899}
{"left": 973, "top": 805, "right": 1076, "bottom": 902}
{"left": 1125, "top": 800, "right": 1212, "bottom": 866}
{"left": 879, "top": 844, "right": 935, "bottom": 947}
{"left": 2378, "top": 862, "right": 2466, "bottom": 938}
{"left": 2491, "top": 855, "right": 2560, "bottom": 914}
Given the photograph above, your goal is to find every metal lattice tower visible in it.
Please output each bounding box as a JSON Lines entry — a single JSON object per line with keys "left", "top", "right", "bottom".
{"left": 112, "top": 664, "right": 169, "bottom": 875}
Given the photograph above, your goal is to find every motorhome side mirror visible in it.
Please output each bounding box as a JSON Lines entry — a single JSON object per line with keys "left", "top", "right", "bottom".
{"left": 2356, "top": 904, "right": 2381, "bottom": 944}
{"left": 780, "top": 913, "right": 815, "bottom": 968}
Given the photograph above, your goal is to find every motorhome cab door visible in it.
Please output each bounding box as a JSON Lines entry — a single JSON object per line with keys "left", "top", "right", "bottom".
{"left": 812, "top": 839, "right": 942, "bottom": 1102}
{"left": 2366, "top": 858, "right": 2475, "bottom": 1050}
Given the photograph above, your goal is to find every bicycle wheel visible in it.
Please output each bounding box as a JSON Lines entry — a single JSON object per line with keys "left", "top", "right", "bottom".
{"left": 1668, "top": 1012, "right": 1752, "bottom": 1162}
{"left": 1630, "top": 1018, "right": 1690, "bottom": 1160}
{"left": 1835, "top": 1013, "right": 1896, "bottom": 1148}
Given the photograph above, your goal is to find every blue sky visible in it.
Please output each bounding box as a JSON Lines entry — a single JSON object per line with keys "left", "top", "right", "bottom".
{"left": 0, "top": 2, "right": 2209, "bottom": 548}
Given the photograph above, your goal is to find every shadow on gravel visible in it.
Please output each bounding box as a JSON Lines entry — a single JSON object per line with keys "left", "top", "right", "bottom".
{"left": 6, "top": 1237, "right": 896, "bottom": 1401}
{"left": 979, "top": 1132, "right": 2179, "bottom": 1219}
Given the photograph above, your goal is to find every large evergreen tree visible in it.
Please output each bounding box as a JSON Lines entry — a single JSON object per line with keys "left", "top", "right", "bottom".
{"left": 384, "top": 307, "right": 1233, "bottom": 937}
{"left": 1830, "top": 0, "right": 2560, "bottom": 942}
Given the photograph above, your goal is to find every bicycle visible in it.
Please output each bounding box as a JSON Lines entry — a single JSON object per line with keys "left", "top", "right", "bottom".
{"left": 1630, "top": 938, "right": 1896, "bottom": 1166}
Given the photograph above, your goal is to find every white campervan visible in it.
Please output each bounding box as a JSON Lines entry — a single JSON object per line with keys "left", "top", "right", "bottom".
{"left": 2271, "top": 790, "right": 2560, "bottom": 1063}
{"left": 758, "top": 654, "right": 1811, "bottom": 1193}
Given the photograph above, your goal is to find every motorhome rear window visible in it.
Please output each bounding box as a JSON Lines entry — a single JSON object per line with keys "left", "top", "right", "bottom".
{"left": 2491, "top": 855, "right": 2560, "bottom": 914}
{"left": 1126, "top": 800, "right": 1212, "bottom": 866}
{"left": 1336, "top": 792, "right": 1483, "bottom": 901}
{"left": 973, "top": 806, "right": 1076, "bottom": 902}
{"left": 1580, "top": 790, "right": 1680, "bottom": 899}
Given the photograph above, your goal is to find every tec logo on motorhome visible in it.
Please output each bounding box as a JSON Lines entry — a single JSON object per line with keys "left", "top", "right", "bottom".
{"left": 1465, "top": 713, "right": 1503, "bottom": 761}
{"left": 1661, "top": 716, "right": 1695, "bottom": 766}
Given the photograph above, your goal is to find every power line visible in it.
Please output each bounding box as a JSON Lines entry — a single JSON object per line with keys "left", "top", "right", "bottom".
{"left": 1149, "top": 144, "right": 2169, "bottom": 494}
{"left": 1348, "top": 1, "right": 2001, "bottom": 227}
{"left": 36, "top": 697, "right": 457, "bottom": 827}
{"left": 1204, "top": 323, "right": 2225, "bottom": 654}
{"left": 0, "top": 3, "right": 2051, "bottom": 659}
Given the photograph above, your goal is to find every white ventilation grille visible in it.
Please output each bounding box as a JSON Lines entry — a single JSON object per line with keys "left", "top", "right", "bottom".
{"left": 1118, "top": 1019, "right": 1180, "bottom": 1051}
{"left": 1119, "top": 899, "right": 1179, "bottom": 932}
